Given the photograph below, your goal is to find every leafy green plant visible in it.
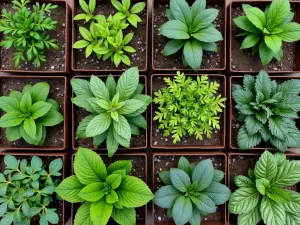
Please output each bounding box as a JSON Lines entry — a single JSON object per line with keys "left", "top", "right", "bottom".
{"left": 159, "top": 0, "right": 223, "bottom": 71}
{"left": 73, "top": 0, "right": 103, "bottom": 22}
{"left": 154, "top": 156, "right": 231, "bottom": 225}
{"left": 0, "top": 0, "right": 59, "bottom": 68}
{"left": 56, "top": 147, "right": 153, "bottom": 225}
{"left": 0, "top": 82, "right": 64, "bottom": 145}
{"left": 232, "top": 70, "right": 300, "bottom": 151}
{"left": 71, "top": 67, "right": 151, "bottom": 157}
{"left": 229, "top": 151, "right": 300, "bottom": 225}
{"left": 233, "top": 0, "right": 300, "bottom": 66}
{"left": 0, "top": 155, "right": 63, "bottom": 225}
{"left": 153, "top": 71, "right": 226, "bottom": 143}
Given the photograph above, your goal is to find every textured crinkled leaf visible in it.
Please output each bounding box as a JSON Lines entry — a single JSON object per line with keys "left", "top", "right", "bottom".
{"left": 229, "top": 187, "right": 259, "bottom": 214}
{"left": 261, "top": 196, "right": 285, "bottom": 225}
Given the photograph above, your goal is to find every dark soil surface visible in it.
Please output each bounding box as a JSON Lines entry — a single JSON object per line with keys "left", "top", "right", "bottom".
{"left": 153, "top": 155, "right": 225, "bottom": 223}
{"left": 74, "top": 4, "right": 147, "bottom": 71}
{"left": 231, "top": 6, "right": 295, "bottom": 72}
{"left": 153, "top": 4, "right": 224, "bottom": 70}
{"left": 0, "top": 78, "right": 65, "bottom": 148}
{"left": 0, "top": 3, "right": 66, "bottom": 72}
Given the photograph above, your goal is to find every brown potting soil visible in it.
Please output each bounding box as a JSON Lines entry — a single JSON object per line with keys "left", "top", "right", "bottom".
{"left": 0, "top": 3, "right": 66, "bottom": 72}
{"left": 0, "top": 78, "right": 65, "bottom": 148}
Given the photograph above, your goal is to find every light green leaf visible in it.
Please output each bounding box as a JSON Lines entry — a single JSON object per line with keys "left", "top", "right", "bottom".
{"left": 20, "top": 92, "right": 32, "bottom": 112}
{"left": 272, "top": 160, "right": 300, "bottom": 187}
{"left": 162, "top": 40, "right": 185, "bottom": 56}
{"left": 30, "top": 82, "right": 50, "bottom": 102}
{"left": 261, "top": 196, "right": 285, "bottom": 225}
{"left": 74, "top": 202, "right": 92, "bottom": 225}
{"left": 244, "top": 6, "right": 266, "bottom": 30}
{"left": 131, "top": 2, "right": 145, "bottom": 14}
{"left": 107, "top": 160, "right": 132, "bottom": 175}
{"left": 6, "top": 126, "right": 21, "bottom": 141}
{"left": 113, "top": 115, "right": 131, "bottom": 140}
{"left": 278, "top": 22, "right": 300, "bottom": 42}
{"left": 90, "top": 199, "right": 113, "bottom": 225}
{"left": 31, "top": 101, "right": 52, "bottom": 119}
{"left": 0, "top": 111, "right": 24, "bottom": 128}
{"left": 254, "top": 151, "right": 277, "bottom": 181}
{"left": 265, "top": 35, "right": 281, "bottom": 54}
{"left": 23, "top": 117, "right": 36, "bottom": 138}
{"left": 116, "top": 67, "right": 139, "bottom": 101}
{"left": 267, "top": 0, "right": 290, "bottom": 28}
{"left": 106, "top": 174, "right": 122, "bottom": 189}
{"left": 86, "top": 113, "right": 111, "bottom": 137}
{"left": 259, "top": 39, "right": 274, "bottom": 65}
{"left": 237, "top": 204, "right": 261, "bottom": 225}
{"left": 0, "top": 96, "right": 20, "bottom": 112}
{"left": 112, "top": 207, "right": 135, "bottom": 225}
{"left": 73, "top": 40, "right": 90, "bottom": 49}
{"left": 118, "top": 99, "right": 144, "bottom": 115}
{"left": 90, "top": 75, "right": 110, "bottom": 101}
{"left": 39, "top": 109, "right": 63, "bottom": 127}
{"left": 234, "top": 16, "right": 260, "bottom": 33}
{"left": 78, "top": 182, "right": 105, "bottom": 202}
{"left": 241, "top": 34, "right": 260, "bottom": 49}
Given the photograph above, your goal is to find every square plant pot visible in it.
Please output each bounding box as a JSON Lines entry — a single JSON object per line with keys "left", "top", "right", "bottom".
{"left": 227, "top": 152, "right": 300, "bottom": 225}
{"left": 0, "top": 0, "right": 71, "bottom": 74}
{"left": 152, "top": 0, "right": 226, "bottom": 72}
{"left": 71, "top": 0, "right": 149, "bottom": 72}
{"left": 228, "top": 0, "right": 300, "bottom": 73}
{"left": 70, "top": 152, "right": 148, "bottom": 225}
{"left": 150, "top": 74, "right": 226, "bottom": 149}
{"left": 0, "top": 75, "right": 70, "bottom": 151}
{"left": 228, "top": 75, "right": 300, "bottom": 150}
{"left": 0, "top": 151, "right": 70, "bottom": 225}
{"left": 152, "top": 152, "right": 228, "bottom": 225}
{"left": 72, "top": 75, "right": 148, "bottom": 150}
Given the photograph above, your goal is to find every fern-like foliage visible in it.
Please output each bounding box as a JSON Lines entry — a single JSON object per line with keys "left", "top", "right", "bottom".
{"left": 232, "top": 70, "right": 300, "bottom": 151}
{"left": 153, "top": 71, "right": 226, "bottom": 143}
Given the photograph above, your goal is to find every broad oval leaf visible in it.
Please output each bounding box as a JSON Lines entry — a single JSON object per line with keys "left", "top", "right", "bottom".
{"left": 261, "top": 196, "right": 285, "bottom": 225}
{"left": 159, "top": 20, "right": 190, "bottom": 40}
{"left": 86, "top": 113, "right": 111, "bottom": 137}
{"left": 172, "top": 196, "right": 193, "bottom": 225}
{"left": 112, "top": 207, "right": 136, "bottom": 225}
{"left": 90, "top": 199, "right": 113, "bottom": 225}
{"left": 183, "top": 39, "right": 203, "bottom": 72}
{"left": 190, "top": 193, "right": 216, "bottom": 213}
{"left": 74, "top": 202, "right": 92, "bottom": 225}
{"left": 78, "top": 182, "right": 105, "bottom": 202}
{"left": 202, "top": 183, "right": 231, "bottom": 205}
{"left": 271, "top": 160, "right": 300, "bottom": 187}
{"left": 237, "top": 204, "right": 261, "bottom": 225}
{"left": 153, "top": 185, "right": 181, "bottom": 209}
{"left": 116, "top": 67, "right": 139, "bottom": 101}
{"left": 192, "top": 159, "right": 213, "bottom": 191}
{"left": 170, "top": 168, "right": 191, "bottom": 192}
{"left": 254, "top": 151, "right": 277, "bottom": 181}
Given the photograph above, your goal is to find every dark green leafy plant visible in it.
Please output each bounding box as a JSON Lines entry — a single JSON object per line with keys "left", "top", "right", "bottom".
{"left": 0, "top": 82, "right": 64, "bottom": 145}
{"left": 0, "top": 0, "right": 59, "bottom": 68}
{"left": 71, "top": 67, "right": 151, "bottom": 157}
{"left": 159, "top": 0, "right": 223, "bottom": 71}
{"left": 56, "top": 147, "right": 153, "bottom": 225}
{"left": 0, "top": 155, "right": 63, "bottom": 225}
{"left": 154, "top": 156, "right": 231, "bottom": 225}
{"left": 232, "top": 70, "right": 300, "bottom": 151}
{"left": 153, "top": 71, "right": 226, "bottom": 143}
{"left": 229, "top": 151, "right": 300, "bottom": 225}
{"left": 233, "top": 0, "right": 300, "bottom": 65}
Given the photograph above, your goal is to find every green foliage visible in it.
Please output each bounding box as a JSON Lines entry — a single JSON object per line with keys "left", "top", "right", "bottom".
{"left": 153, "top": 71, "right": 226, "bottom": 144}
{"left": 0, "top": 155, "right": 63, "bottom": 225}
{"left": 0, "top": 0, "right": 59, "bottom": 68}
{"left": 232, "top": 70, "right": 300, "bottom": 151}
{"left": 74, "top": 0, "right": 100, "bottom": 22}
{"left": 229, "top": 151, "right": 300, "bottom": 225}
{"left": 153, "top": 156, "right": 231, "bottom": 225}
{"left": 0, "top": 82, "right": 64, "bottom": 145}
{"left": 159, "top": 0, "right": 223, "bottom": 71}
{"left": 234, "top": 0, "right": 300, "bottom": 65}
{"left": 71, "top": 67, "right": 151, "bottom": 157}
{"left": 56, "top": 147, "right": 153, "bottom": 225}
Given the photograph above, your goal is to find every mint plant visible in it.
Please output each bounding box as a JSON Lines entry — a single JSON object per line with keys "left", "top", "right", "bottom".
{"left": 159, "top": 0, "right": 223, "bottom": 71}
{"left": 232, "top": 70, "right": 300, "bottom": 151}
{"left": 153, "top": 71, "right": 226, "bottom": 143}
{"left": 0, "top": 82, "right": 64, "bottom": 145}
{"left": 233, "top": 0, "right": 300, "bottom": 66}
{"left": 0, "top": 155, "right": 63, "bottom": 225}
{"left": 154, "top": 156, "right": 231, "bottom": 225}
{"left": 71, "top": 67, "right": 151, "bottom": 157}
{"left": 229, "top": 151, "right": 300, "bottom": 225}
{"left": 0, "top": 0, "right": 59, "bottom": 68}
{"left": 56, "top": 147, "right": 153, "bottom": 225}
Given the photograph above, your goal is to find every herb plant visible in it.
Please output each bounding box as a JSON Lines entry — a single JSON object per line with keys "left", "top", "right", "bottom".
{"left": 0, "top": 82, "right": 64, "bottom": 145}
{"left": 0, "top": 155, "right": 63, "bottom": 225}
{"left": 154, "top": 156, "right": 231, "bottom": 225}
{"left": 159, "top": 0, "right": 223, "bottom": 71}
{"left": 73, "top": 0, "right": 103, "bottom": 22}
{"left": 153, "top": 71, "right": 226, "bottom": 143}
{"left": 56, "top": 147, "right": 153, "bottom": 225}
{"left": 71, "top": 67, "right": 151, "bottom": 157}
{"left": 0, "top": 0, "right": 59, "bottom": 68}
{"left": 232, "top": 70, "right": 300, "bottom": 151}
{"left": 233, "top": 0, "right": 300, "bottom": 65}
{"left": 229, "top": 151, "right": 300, "bottom": 225}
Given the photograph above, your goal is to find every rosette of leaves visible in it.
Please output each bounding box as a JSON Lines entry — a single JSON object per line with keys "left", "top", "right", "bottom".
{"left": 153, "top": 156, "right": 231, "bottom": 225}
{"left": 0, "top": 0, "right": 59, "bottom": 68}
{"left": 0, "top": 155, "right": 63, "bottom": 225}
{"left": 233, "top": 0, "right": 300, "bottom": 65}
{"left": 56, "top": 147, "right": 154, "bottom": 225}
{"left": 71, "top": 67, "right": 151, "bottom": 157}
{"left": 229, "top": 151, "right": 300, "bottom": 225}
{"left": 232, "top": 70, "right": 300, "bottom": 151}
{"left": 159, "top": 0, "right": 223, "bottom": 71}
{"left": 0, "top": 82, "right": 64, "bottom": 145}
{"left": 73, "top": 0, "right": 104, "bottom": 22}
{"left": 153, "top": 71, "right": 226, "bottom": 144}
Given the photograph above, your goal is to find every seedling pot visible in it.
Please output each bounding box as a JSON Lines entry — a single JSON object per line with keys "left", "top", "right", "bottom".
{"left": 150, "top": 74, "right": 226, "bottom": 149}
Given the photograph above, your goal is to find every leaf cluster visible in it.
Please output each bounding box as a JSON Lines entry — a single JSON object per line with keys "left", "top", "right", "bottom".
{"left": 71, "top": 67, "right": 151, "bottom": 157}
{"left": 229, "top": 151, "right": 300, "bottom": 225}
{"left": 232, "top": 70, "right": 300, "bottom": 151}
{"left": 234, "top": 0, "right": 300, "bottom": 65}
{"left": 0, "top": 0, "right": 59, "bottom": 68}
{"left": 153, "top": 71, "right": 226, "bottom": 144}
{"left": 56, "top": 147, "right": 154, "bottom": 225}
{"left": 0, "top": 82, "right": 64, "bottom": 145}
{"left": 0, "top": 155, "right": 63, "bottom": 225}
{"left": 159, "top": 0, "right": 223, "bottom": 71}
{"left": 154, "top": 156, "right": 231, "bottom": 225}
